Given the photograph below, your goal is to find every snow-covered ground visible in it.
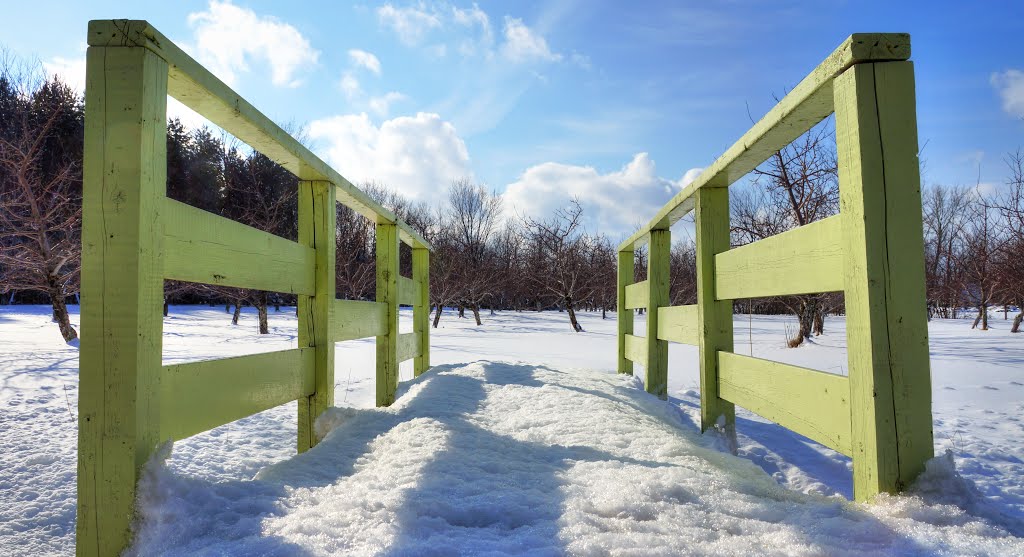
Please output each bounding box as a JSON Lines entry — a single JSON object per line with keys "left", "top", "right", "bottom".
{"left": 1, "top": 305, "right": 1023, "bottom": 555}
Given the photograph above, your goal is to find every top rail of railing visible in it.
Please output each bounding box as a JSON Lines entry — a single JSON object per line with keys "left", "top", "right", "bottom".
{"left": 617, "top": 33, "right": 910, "bottom": 252}
{"left": 88, "top": 19, "right": 431, "bottom": 250}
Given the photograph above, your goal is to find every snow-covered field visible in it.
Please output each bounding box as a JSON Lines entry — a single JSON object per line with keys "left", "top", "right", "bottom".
{"left": 1, "top": 305, "right": 1023, "bottom": 555}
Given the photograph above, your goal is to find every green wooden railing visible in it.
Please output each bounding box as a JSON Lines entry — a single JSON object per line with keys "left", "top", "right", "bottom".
{"left": 616, "top": 33, "right": 933, "bottom": 502}
{"left": 77, "top": 20, "right": 431, "bottom": 556}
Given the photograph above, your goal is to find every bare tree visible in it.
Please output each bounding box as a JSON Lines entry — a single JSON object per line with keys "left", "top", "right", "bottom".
{"left": 446, "top": 179, "right": 502, "bottom": 325}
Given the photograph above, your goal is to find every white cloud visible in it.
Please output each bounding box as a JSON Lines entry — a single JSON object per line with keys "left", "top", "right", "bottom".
{"left": 348, "top": 49, "right": 382, "bottom": 75}
{"left": 500, "top": 17, "right": 561, "bottom": 63}
{"left": 340, "top": 72, "right": 361, "bottom": 98}
{"left": 991, "top": 69, "right": 1024, "bottom": 118}
{"left": 377, "top": 2, "right": 443, "bottom": 46}
{"left": 307, "top": 112, "right": 471, "bottom": 200}
{"left": 368, "top": 92, "right": 408, "bottom": 117}
{"left": 187, "top": 0, "right": 319, "bottom": 87}
{"left": 504, "top": 153, "right": 698, "bottom": 237}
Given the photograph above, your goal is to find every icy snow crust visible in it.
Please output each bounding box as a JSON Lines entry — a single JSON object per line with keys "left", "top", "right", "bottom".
{"left": 2, "top": 306, "right": 1024, "bottom": 555}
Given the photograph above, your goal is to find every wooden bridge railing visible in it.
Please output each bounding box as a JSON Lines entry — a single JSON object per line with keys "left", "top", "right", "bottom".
{"left": 77, "top": 20, "right": 431, "bottom": 556}
{"left": 616, "top": 33, "right": 933, "bottom": 502}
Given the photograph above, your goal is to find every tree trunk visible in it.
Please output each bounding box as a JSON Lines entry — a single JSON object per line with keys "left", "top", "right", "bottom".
{"left": 472, "top": 304, "right": 482, "bottom": 326}
{"left": 458, "top": 305, "right": 465, "bottom": 319}
{"left": 602, "top": 306, "right": 607, "bottom": 320}
{"left": 1012, "top": 302, "right": 1023, "bottom": 333}
{"left": 49, "top": 288, "right": 77, "bottom": 342}
{"left": 813, "top": 308, "right": 824, "bottom": 336}
{"left": 232, "top": 303, "right": 242, "bottom": 325}
{"left": 981, "top": 303, "right": 989, "bottom": 331}
{"left": 1004, "top": 304, "right": 1009, "bottom": 320}
{"left": 255, "top": 291, "right": 269, "bottom": 334}
{"left": 566, "top": 299, "right": 583, "bottom": 332}
{"left": 163, "top": 299, "right": 169, "bottom": 317}
{"left": 433, "top": 304, "right": 443, "bottom": 328}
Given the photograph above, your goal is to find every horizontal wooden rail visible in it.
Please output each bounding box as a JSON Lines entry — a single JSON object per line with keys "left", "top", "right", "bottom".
{"left": 715, "top": 215, "right": 844, "bottom": 299}
{"left": 397, "top": 332, "right": 420, "bottom": 362}
{"left": 163, "top": 198, "right": 315, "bottom": 294}
{"left": 657, "top": 305, "right": 698, "bottom": 345}
{"left": 333, "top": 299, "right": 387, "bottom": 342}
{"left": 617, "top": 33, "right": 909, "bottom": 252}
{"left": 160, "top": 348, "right": 314, "bottom": 441}
{"left": 87, "top": 19, "right": 429, "bottom": 250}
{"left": 398, "top": 276, "right": 420, "bottom": 307}
{"left": 624, "top": 334, "right": 647, "bottom": 364}
{"left": 624, "top": 280, "right": 649, "bottom": 309}
{"left": 718, "top": 352, "right": 852, "bottom": 455}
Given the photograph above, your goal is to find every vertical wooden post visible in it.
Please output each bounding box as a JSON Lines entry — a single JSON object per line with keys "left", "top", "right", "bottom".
{"left": 77, "top": 46, "right": 168, "bottom": 557}
{"left": 645, "top": 230, "right": 670, "bottom": 398}
{"left": 695, "top": 187, "right": 736, "bottom": 438}
{"left": 297, "top": 181, "right": 336, "bottom": 452}
{"left": 376, "top": 223, "right": 399, "bottom": 405}
{"left": 834, "top": 61, "right": 933, "bottom": 501}
{"left": 617, "top": 250, "right": 634, "bottom": 375}
{"left": 413, "top": 247, "right": 430, "bottom": 376}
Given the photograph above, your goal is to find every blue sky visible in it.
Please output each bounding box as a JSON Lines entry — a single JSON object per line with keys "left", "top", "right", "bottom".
{"left": 3, "top": 1, "right": 1023, "bottom": 237}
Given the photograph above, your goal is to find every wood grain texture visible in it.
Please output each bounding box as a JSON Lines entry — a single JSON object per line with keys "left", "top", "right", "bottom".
{"left": 160, "top": 349, "right": 314, "bottom": 442}
{"left": 624, "top": 280, "right": 649, "bottom": 310}
{"left": 835, "top": 61, "right": 933, "bottom": 501}
{"left": 695, "top": 188, "right": 736, "bottom": 435}
{"left": 645, "top": 230, "right": 671, "bottom": 398}
{"left": 398, "top": 275, "right": 420, "bottom": 307}
{"left": 77, "top": 46, "right": 168, "bottom": 557}
{"left": 718, "top": 352, "right": 852, "bottom": 455}
{"left": 619, "top": 33, "right": 910, "bottom": 251}
{"left": 617, "top": 251, "right": 634, "bottom": 375}
{"left": 657, "top": 305, "right": 699, "bottom": 345}
{"left": 714, "top": 215, "right": 844, "bottom": 299}
{"left": 163, "top": 197, "right": 315, "bottom": 295}
{"left": 375, "top": 223, "right": 399, "bottom": 406}
{"left": 333, "top": 299, "right": 387, "bottom": 342}
{"left": 413, "top": 248, "right": 431, "bottom": 376}
{"left": 397, "top": 332, "right": 421, "bottom": 363}
{"left": 624, "top": 334, "right": 647, "bottom": 364}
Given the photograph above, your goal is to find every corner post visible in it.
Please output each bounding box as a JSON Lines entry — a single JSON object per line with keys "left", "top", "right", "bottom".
{"left": 834, "top": 61, "right": 933, "bottom": 500}
{"left": 413, "top": 247, "right": 430, "bottom": 376}
{"left": 695, "top": 187, "right": 736, "bottom": 438}
{"left": 645, "top": 230, "right": 670, "bottom": 398}
{"left": 375, "top": 223, "right": 399, "bottom": 405}
{"left": 617, "top": 249, "right": 634, "bottom": 375}
{"left": 297, "top": 181, "right": 336, "bottom": 452}
{"left": 77, "top": 45, "right": 168, "bottom": 556}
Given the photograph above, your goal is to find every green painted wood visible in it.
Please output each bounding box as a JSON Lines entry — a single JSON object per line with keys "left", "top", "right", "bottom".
{"left": 413, "top": 248, "right": 431, "bottom": 376}
{"left": 718, "top": 352, "right": 853, "bottom": 455}
{"left": 645, "top": 229, "right": 670, "bottom": 399}
{"left": 376, "top": 223, "right": 399, "bottom": 406}
{"left": 87, "top": 19, "right": 430, "bottom": 250}
{"left": 695, "top": 187, "right": 736, "bottom": 436}
{"left": 333, "top": 299, "right": 387, "bottom": 342}
{"left": 77, "top": 45, "right": 168, "bottom": 557}
{"left": 714, "top": 215, "right": 844, "bottom": 299}
{"left": 160, "top": 349, "right": 314, "bottom": 441}
{"left": 163, "top": 197, "right": 315, "bottom": 295}
{"left": 834, "top": 61, "right": 933, "bottom": 501}
{"left": 618, "top": 33, "right": 910, "bottom": 252}
{"left": 397, "top": 332, "right": 420, "bottom": 363}
{"left": 617, "top": 250, "right": 634, "bottom": 375}
{"left": 296, "top": 181, "right": 336, "bottom": 452}
{"left": 623, "top": 334, "right": 647, "bottom": 364}
{"left": 624, "top": 280, "right": 649, "bottom": 310}
{"left": 398, "top": 275, "right": 420, "bottom": 307}
{"left": 657, "top": 305, "right": 699, "bottom": 345}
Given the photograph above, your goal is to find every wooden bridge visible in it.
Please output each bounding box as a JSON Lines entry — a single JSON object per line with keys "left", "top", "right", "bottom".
{"left": 76, "top": 21, "right": 933, "bottom": 556}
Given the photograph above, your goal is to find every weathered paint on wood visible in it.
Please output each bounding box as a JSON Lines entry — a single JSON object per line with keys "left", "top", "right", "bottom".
{"left": 718, "top": 352, "right": 852, "bottom": 455}
{"left": 619, "top": 33, "right": 910, "bottom": 252}
{"left": 333, "top": 299, "right": 387, "bottom": 342}
{"left": 77, "top": 45, "right": 168, "bottom": 557}
{"left": 376, "top": 223, "right": 399, "bottom": 406}
{"left": 623, "top": 334, "right": 647, "bottom": 364}
{"left": 657, "top": 305, "right": 699, "bottom": 345}
{"left": 163, "top": 197, "right": 315, "bottom": 295}
{"left": 617, "top": 250, "right": 634, "bottom": 375}
{"left": 695, "top": 188, "right": 736, "bottom": 436}
{"left": 160, "top": 349, "right": 314, "bottom": 441}
{"left": 86, "top": 19, "right": 430, "bottom": 250}
{"left": 645, "top": 230, "right": 670, "bottom": 399}
{"left": 397, "top": 332, "right": 421, "bottom": 363}
{"left": 834, "top": 61, "right": 933, "bottom": 501}
{"left": 413, "top": 248, "right": 431, "bottom": 376}
{"left": 398, "top": 275, "right": 420, "bottom": 307}
{"left": 714, "top": 215, "right": 844, "bottom": 299}
{"left": 624, "top": 280, "right": 649, "bottom": 310}
{"left": 296, "top": 180, "right": 336, "bottom": 452}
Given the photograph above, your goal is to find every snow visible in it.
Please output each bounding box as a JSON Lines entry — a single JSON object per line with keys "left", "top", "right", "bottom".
{"left": 1, "top": 305, "right": 1023, "bottom": 555}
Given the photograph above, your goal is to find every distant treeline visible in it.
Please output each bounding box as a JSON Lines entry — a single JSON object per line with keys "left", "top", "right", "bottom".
{"left": 2, "top": 64, "right": 1022, "bottom": 345}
